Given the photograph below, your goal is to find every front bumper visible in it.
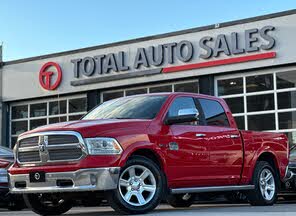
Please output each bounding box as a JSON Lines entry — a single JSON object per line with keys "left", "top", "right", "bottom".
{"left": 9, "top": 167, "right": 120, "bottom": 194}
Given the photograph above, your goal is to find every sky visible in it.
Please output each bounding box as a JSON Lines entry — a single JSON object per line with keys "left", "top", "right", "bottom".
{"left": 1, "top": 0, "right": 296, "bottom": 61}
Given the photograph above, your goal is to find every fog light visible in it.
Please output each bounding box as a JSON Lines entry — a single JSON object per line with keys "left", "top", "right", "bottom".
{"left": 90, "top": 174, "right": 97, "bottom": 185}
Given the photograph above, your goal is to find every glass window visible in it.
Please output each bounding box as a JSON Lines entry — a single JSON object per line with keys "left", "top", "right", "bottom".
{"left": 234, "top": 116, "right": 245, "bottom": 130}
{"left": 167, "top": 97, "right": 197, "bottom": 118}
{"left": 246, "top": 74, "right": 273, "bottom": 93}
{"left": 69, "top": 115, "right": 84, "bottom": 121}
{"left": 199, "top": 99, "right": 230, "bottom": 127}
{"left": 277, "top": 91, "right": 296, "bottom": 110}
{"left": 30, "top": 119, "right": 47, "bottom": 130}
{"left": 224, "top": 97, "right": 244, "bottom": 114}
{"left": 167, "top": 97, "right": 200, "bottom": 125}
{"left": 277, "top": 71, "right": 296, "bottom": 89}
{"left": 12, "top": 105, "right": 28, "bottom": 119}
{"left": 126, "top": 88, "right": 147, "bottom": 96}
{"left": 11, "top": 121, "right": 27, "bottom": 135}
{"left": 247, "top": 94, "right": 274, "bottom": 112}
{"left": 150, "top": 85, "right": 172, "bottom": 93}
{"left": 103, "top": 91, "right": 124, "bottom": 102}
{"left": 49, "top": 116, "right": 67, "bottom": 124}
{"left": 30, "top": 103, "right": 47, "bottom": 117}
{"left": 248, "top": 114, "right": 275, "bottom": 131}
{"left": 278, "top": 111, "right": 296, "bottom": 130}
{"left": 83, "top": 95, "right": 167, "bottom": 120}
{"left": 69, "top": 98, "right": 87, "bottom": 113}
{"left": 49, "top": 100, "right": 67, "bottom": 115}
{"left": 218, "top": 78, "right": 243, "bottom": 96}
{"left": 174, "top": 82, "right": 198, "bottom": 93}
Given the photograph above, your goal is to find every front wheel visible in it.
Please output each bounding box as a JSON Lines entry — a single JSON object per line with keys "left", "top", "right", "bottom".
{"left": 107, "top": 156, "right": 165, "bottom": 214}
{"left": 24, "top": 193, "right": 73, "bottom": 215}
{"left": 247, "top": 161, "right": 278, "bottom": 206}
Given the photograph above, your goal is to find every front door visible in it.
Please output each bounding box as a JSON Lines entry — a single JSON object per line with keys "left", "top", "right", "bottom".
{"left": 164, "top": 96, "right": 211, "bottom": 188}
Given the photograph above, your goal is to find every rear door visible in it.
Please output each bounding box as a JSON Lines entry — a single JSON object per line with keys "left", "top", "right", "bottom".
{"left": 198, "top": 98, "right": 243, "bottom": 185}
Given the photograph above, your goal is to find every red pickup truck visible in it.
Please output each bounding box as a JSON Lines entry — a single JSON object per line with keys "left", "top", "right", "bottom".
{"left": 8, "top": 93, "right": 289, "bottom": 215}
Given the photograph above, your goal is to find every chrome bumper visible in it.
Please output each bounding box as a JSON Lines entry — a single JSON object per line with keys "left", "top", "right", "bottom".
{"left": 9, "top": 167, "right": 120, "bottom": 194}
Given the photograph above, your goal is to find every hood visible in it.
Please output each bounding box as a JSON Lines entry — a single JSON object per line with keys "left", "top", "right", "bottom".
{"left": 20, "top": 119, "right": 152, "bottom": 138}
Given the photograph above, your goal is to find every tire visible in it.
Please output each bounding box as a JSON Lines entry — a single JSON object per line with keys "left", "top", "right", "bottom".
{"left": 107, "top": 155, "right": 166, "bottom": 215}
{"left": 24, "top": 193, "right": 73, "bottom": 215}
{"left": 7, "top": 194, "right": 26, "bottom": 211}
{"left": 167, "top": 193, "right": 195, "bottom": 208}
{"left": 7, "top": 200, "right": 26, "bottom": 211}
{"left": 247, "top": 161, "right": 278, "bottom": 206}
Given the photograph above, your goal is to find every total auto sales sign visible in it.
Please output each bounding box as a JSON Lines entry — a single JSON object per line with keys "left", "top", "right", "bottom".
{"left": 70, "top": 25, "right": 276, "bottom": 82}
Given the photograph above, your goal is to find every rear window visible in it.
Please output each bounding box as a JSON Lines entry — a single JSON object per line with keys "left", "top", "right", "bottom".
{"left": 199, "top": 98, "right": 230, "bottom": 127}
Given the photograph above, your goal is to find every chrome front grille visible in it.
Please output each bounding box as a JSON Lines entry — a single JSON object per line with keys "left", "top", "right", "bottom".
{"left": 19, "top": 137, "right": 39, "bottom": 148}
{"left": 18, "top": 151, "right": 41, "bottom": 163}
{"left": 48, "top": 148, "right": 83, "bottom": 160}
{"left": 16, "top": 131, "right": 86, "bottom": 165}
{"left": 48, "top": 135, "right": 79, "bottom": 145}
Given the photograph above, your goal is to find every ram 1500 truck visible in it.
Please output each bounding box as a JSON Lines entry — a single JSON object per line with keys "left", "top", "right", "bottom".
{"left": 8, "top": 93, "right": 289, "bottom": 215}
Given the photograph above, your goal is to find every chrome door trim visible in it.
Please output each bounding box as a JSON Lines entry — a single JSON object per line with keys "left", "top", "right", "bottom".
{"left": 230, "top": 134, "right": 240, "bottom": 139}
{"left": 195, "top": 133, "right": 206, "bottom": 137}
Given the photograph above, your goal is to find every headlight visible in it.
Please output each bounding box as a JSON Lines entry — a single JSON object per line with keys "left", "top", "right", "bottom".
{"left": 85, "top": 137, "right": 123, "bottom": 155}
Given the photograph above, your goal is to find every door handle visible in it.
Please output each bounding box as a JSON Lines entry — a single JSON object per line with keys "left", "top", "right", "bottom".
{"left": 196, "top": 133, "right": 206, "bottom": 137}
{"left": 230, "top": 134, "right": 240, "bottom": 139}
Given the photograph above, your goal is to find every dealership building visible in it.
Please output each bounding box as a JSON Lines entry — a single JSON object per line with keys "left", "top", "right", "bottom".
{"left": 1, "top": 10, "right": 296, "bottom": 149}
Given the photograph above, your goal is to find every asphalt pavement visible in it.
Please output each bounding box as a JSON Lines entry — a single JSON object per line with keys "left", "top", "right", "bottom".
{"left": 1, "top": 203, "right": 296, "bottom": 216}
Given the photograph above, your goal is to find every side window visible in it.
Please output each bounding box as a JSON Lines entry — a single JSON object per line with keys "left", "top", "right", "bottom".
{"left": 167, "top": 97, "right": 200, "bottom": 125}
{"left": 199, "top": 98, "right": 230, "bottom": 127}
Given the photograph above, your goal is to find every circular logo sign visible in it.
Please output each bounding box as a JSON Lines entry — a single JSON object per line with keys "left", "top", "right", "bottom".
{"left": 39, "top": 62, "right": 62, "bottom": 90}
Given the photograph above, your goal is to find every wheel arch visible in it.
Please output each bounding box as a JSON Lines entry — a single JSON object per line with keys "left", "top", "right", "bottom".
{"left": 254, "top": 151, "right": 280, "bottom": 183}
{"left": 119, "top": 144, "right": 167, "bottom": 173}
{"left": 118, "top": 146, "right": 169, "bottom": 199}
{"left": 129, "top": 149, "right": 164, "bottom": 170}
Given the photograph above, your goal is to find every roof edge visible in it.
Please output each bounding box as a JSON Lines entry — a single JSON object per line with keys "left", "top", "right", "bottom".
{"left": 4, "top": 9, "right": 296, "bottom": 66}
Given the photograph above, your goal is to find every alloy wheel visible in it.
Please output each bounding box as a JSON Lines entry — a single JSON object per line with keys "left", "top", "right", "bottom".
{"left": 259, "top": 168, "right": 275, "bottom": 201}
{"left": 118, "top": 165, "right": 157, "bottom": 206}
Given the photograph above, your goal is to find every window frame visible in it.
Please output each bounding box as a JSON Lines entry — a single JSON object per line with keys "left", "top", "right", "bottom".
{"left": 9, "top": 94, "right": 87, "bottom": 148}
{"left": 163, "top": 96, "right": 206, "bottom": 126}
{"left": 100, "top": 79, "right": 199, "bottom": 102}
{"left": 215, "top": 67, "right": 296, "bottom": 135}
{"left": 198, "top": 97, "right": 231, "bottom": 128}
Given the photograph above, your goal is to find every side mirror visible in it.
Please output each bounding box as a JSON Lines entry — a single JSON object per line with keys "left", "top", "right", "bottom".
{"left": 165, "top": 108, "right": 199, "bottom": 125}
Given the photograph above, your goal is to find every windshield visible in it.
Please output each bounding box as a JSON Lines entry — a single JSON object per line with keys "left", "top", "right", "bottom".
{"left": 83, "top": 95, "right": 168, "bottom": 120}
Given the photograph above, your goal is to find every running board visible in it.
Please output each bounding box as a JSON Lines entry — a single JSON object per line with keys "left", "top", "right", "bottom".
{"left": 171, "top": 185, "right": 255, "bottom": 194}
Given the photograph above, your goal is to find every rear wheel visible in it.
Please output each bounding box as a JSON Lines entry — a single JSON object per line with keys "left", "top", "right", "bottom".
{"left": 107, "top": 156, "right": 165, "bottom": 214}
{"left": 24, "top": 193, "right": 73, "bottom": 215}
{"left": 247, "top": 161, "right": 278, "bottom": 206}
{"left": 167, "top": 193, "right": 195, "bottom": 208}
